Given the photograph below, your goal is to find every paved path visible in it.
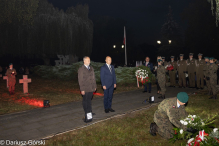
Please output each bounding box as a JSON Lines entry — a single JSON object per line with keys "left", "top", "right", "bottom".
{"left": 0, "top": 87, "right": 197, "bottom": 143}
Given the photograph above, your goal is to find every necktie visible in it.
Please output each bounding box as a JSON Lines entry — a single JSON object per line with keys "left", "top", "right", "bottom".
{"left": 87, "top": 66, "right": 90, "bottom": 70}
{"left": 109, "top": 65, "right": 112, "bottom": 73}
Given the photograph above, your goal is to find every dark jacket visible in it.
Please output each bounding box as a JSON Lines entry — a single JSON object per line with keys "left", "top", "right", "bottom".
{"left": 100, "top": 64, "right": 116, "bottom": 89}
{"left": 78, "top": 65, "right": 97, "bottom": 92}
{"left": 143, "top": 62, "right": 153, "bottom": 71}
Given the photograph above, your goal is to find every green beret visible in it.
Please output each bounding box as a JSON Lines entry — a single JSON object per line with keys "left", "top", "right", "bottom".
{"left": 204, "top": 57, "right": 209, "bottom": 59}
{"left": 209, "top": 57, "right": 215, "bottom": 60}
{"left": 177, "top": 92, "right": 189, "bottom": 103}
{"left": 9, "top": 63, "right": 13, "bottom": 66}
{"left": 157, "top": 59, "right": 163, "bottom": 62}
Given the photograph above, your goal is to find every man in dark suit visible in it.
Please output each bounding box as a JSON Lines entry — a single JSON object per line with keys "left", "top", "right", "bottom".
{"left": 78, "top": 56, "right": 97, "bottom": 123}
{"left": 143, "top": 57, "right": 153, "bottom": 93}
{"left": 100, "top": 56, "right": 117, "bottom": 113}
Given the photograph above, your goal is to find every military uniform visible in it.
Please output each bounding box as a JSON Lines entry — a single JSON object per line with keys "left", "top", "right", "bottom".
{"left": 154, "top": 97, "right": 188, "bottom": 139}
{"left": 203, "top": 61, "right": 211, "bottom": 93}
{"left": 157, "top": 64, "right": 166, "bottom": 98}
{"left": 208, "top": 62, "right": 218, "bottom": 98}
{"left": 196, "top": 57, "right": 205, "bottom": 89}
{"left": 162, "top": 57, "right": 169, "bottom": 82}
{"left": 5, "top": 68, "right": 17, "bottom": 94}
{"left": 169, "top": 57, "right": 177, "bottom": 87}
{"left": 177, "top": 58, "right": 187, "bottom": 87}
{"left": 187, "top": 55, "right": 196, "bottom": 88}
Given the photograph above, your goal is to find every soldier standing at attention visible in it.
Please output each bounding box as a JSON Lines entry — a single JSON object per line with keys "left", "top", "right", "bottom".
{"left": 177, "top": 54, "right": 187, "bottom": 88}
{"left": 187, "top": 53, "right": 196, "bottom": 88}
{"left": 5, "top": 63, "right": 17, "bottom": 95}
{"left": 157, "top": 59, "right": 166, "bottom": 99}
{"left": 196, "top": 53, "right": 205, "bottom": 89}
{"left": 169, "top": 56, "right": 177, "bottom": 87}
{"left": 203, "top": 57, "right": 211, "bottom": 95}
{"left": 150, "top": 92, "right": 195, "bottom": 139}
{"left": 208, "top": 57, "right": 218, "bottom": 99}
{"left": 162, "top": 57, "right": 169, "bottom": 82}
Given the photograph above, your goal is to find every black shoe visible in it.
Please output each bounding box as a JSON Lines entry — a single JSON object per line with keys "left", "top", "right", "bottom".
{"left": 105, "top": 109, "right": 109, "bottom": 113}
{"left": 109, "top": 108, "right": 115, "bottom": 112}
{"left": 143, "top": 91, "right": 147, "bottom": 93}
{"left": 149, "top": 91, "right": 151, "bottom": 93}
{"left": 149, "top": 122, "right": 158, "bottom": 136}
{"left": 158, "top": 96, "right": 163, "bottom": 99}
{"left": 92, "top": 113, "right": 96, "bottom": 116}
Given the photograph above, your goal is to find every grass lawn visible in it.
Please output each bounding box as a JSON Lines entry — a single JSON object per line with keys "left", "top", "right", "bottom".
{"left": 43, "top": 90, "right": 219, "bottom": 146}
{"left": 0, "top": 74, "right": 139, "bottom": 115}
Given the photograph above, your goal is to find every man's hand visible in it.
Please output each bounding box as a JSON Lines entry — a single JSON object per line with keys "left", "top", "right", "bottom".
{"left": 94, "top": 88, "right": 96, "bottom": 91}
{"left": 81, "top": 91, "right": 85, "bottom": 95}
{"left": 103, "top": 86, "right": 106, "bottom": 90}
{"left": 114, "top": 84, "right": 116, "bottom": 88}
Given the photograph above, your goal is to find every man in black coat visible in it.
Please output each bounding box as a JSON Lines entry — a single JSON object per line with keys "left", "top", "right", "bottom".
{"left": 143, "top": 57, "right": 153, "bottom": 93}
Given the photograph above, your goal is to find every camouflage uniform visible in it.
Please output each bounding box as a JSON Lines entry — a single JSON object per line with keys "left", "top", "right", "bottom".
{"left": 177, "top": 59, "right": 187, "bottom": 87}
{"left": 203, "top": 62, "right": 211, "bottom": 92}
{"left": 169, "top": 61, "right": 177, "bottom": 86}
{"left": 208, "top": 63, "right": 218, "bottom": 95}
{"left": 157, "top": 65, "right": 166, "bottom": 95}
{"left": 5, "top": 68, "right": 17, "bottom": 93}
{"left": 196, "top": 59, "right": 205, "bottom": 88}
{"left": 163, "top": 61, "right": 169, "bottom": 82}
{"left": 187, "top": 58, "right": 196, "bottom": 87}
{"left": 154, "top": 97, "right": 188, "bottom": 139}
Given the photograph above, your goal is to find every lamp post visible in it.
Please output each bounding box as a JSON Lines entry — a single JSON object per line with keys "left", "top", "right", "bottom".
{"left": 113, "top": 45, "right": 116, "bottom": 48}
{"left": 157, "top": 40, "right": 161, "bottom": 44}
{"left": 168, "top": 40, "right": 172, "bottom": 44}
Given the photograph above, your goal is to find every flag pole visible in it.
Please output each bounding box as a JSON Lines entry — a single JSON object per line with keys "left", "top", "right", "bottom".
{"left": 124, "top": 26, "right": 127, "bottom": 65}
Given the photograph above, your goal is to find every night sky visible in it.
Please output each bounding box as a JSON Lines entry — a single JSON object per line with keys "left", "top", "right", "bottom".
{"left": 48, "top": 0, "right": 190, "bottom": 45}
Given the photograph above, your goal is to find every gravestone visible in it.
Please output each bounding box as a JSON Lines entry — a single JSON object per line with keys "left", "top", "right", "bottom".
{"left": 3, "top": 76, "right": 8, "bottom": 88}
{"left": 19, "top": 75, "right": 31, "bottom": 94}
{"left": 55, "top": 55, "right": 71, "bottom": 65}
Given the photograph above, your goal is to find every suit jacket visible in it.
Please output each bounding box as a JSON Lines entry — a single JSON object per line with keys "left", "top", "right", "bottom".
{"left": 143, "top": 62, "right": 153, "bottom": 72}
{"left": 78, "top": 65, "right": 97, "bottom": 92}
{"left": 100, "top": 64, "right": 116, "bottom": 89}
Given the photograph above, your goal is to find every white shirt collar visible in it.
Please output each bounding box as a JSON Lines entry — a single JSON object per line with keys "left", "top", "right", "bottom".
{"left": 146, "top": 62, "right": 149, "bottom": 64}
{"left": 177, "top": 101, "right": 180, "bottom": 108}
{"left": 106, "top": 63, "right": 111, "bottom": 67}
{"left": 84, "top": 64, "right": 89, "bottom": 68}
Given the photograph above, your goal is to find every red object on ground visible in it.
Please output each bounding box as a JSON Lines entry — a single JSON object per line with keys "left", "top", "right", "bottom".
{"left": 93, "top": 92, "right": 104, "bottom": 96}
{"left": 16, "top": 97, "right": 44, "bottom": 107}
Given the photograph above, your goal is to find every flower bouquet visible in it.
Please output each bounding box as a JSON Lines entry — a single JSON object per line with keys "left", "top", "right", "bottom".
{"left": 169, "top": 114, "right": 217, "bottom": 145}
{"left": 166, "top": 64, "right": 174, "bottom": 71}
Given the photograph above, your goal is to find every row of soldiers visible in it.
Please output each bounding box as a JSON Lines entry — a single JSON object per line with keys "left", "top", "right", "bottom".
{"left": 158, "top": 53, "right": 218, "bottom": 99}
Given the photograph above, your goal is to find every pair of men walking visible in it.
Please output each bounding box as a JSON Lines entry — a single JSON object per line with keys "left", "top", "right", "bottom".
{"left": 78, "top": 56, "right": 116, "bottom": 123}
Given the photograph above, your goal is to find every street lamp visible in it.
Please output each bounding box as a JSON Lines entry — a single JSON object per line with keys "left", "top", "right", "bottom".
{"left": 113, "top": 45, "right": 116, "bottom": 48}
{"left": 121, "top": 45, "right": 124, "bottom": 48}
{"left": 157, "top": 40, "right": 161, "bottom": 44}
{"left": 169, "top": 40, "right": 172, "bottom": 44}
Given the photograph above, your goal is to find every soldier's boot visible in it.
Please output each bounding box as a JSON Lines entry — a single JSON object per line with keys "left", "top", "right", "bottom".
{"left": 149, "top": 122, "right": 158, "bottom": 136}
{"left": 158, "top": 95, "right": 163, "bottom": 99}
{"left": 9, "top": 91, "right": 12, "bottom": 95}
{"left": 12, "top": 90, "right": 15, "bottom": 95}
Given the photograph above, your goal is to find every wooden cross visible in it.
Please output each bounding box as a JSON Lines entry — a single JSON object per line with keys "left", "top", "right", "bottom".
{"left": 3, "top": 76, "right": 8, "bottom": 88}
{"left": 19, "top": 75, "right": 31, "bottom": 94}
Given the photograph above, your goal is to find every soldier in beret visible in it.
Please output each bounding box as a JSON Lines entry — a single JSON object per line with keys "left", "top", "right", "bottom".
{"left": 208, "top": 57, "right": 218, "bottom": 99}
{"left": 150, "top": 92, "right": 192, "bottom": 139}
{"left": 5, "top": 63, "right": 17, "bottom": 95}
{"left": 157, "top": 59, "right": 166, "bottom": 99}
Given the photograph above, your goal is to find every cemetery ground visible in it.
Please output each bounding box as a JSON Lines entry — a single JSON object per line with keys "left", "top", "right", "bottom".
{"left": 43, "top": 90, "right": 219, "bottom": 146}
{"left": 0, "top": 74, "right": 139, "bottom": 115}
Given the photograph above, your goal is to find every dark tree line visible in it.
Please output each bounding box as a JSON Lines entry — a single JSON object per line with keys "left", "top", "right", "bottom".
{"left": 0, "top": 0, "right": 93, "bottom": 61}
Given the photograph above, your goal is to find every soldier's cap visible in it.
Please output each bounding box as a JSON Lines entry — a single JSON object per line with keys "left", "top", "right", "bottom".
{"left": 198, "top": 53, "right": 203, "bottom": 56}
{"left": 162, "top": 57, "right": 165, "bottom": 59}
{"left": 177, "top": 92, "right": 189, "bottom": 103}
{"left": 189, "top": 53, "right": 194, "bottom": 56}
{"left": 170, "top": 56, "right": 175, "bottom": 58}
{"left": 179, "top": 54, "right": 184, "bottom": 56}
{"left": 157, "top": 59, "right": 163, "bottom": 62}
{"left": 9, "top": 63, "right": 13, "bottom": 66}
{"left": 209, "top": 57, "right": 215, "bottom": 60}
{"left": 204, "top": 57, "right": 209, "bottom": 59}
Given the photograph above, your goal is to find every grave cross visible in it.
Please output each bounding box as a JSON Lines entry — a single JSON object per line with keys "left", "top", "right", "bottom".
{"left": 19, "top": 75, "right": 31, "bottom": 94}
{"left": 3, "top": 76, "right": 8, "bottom": 88}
